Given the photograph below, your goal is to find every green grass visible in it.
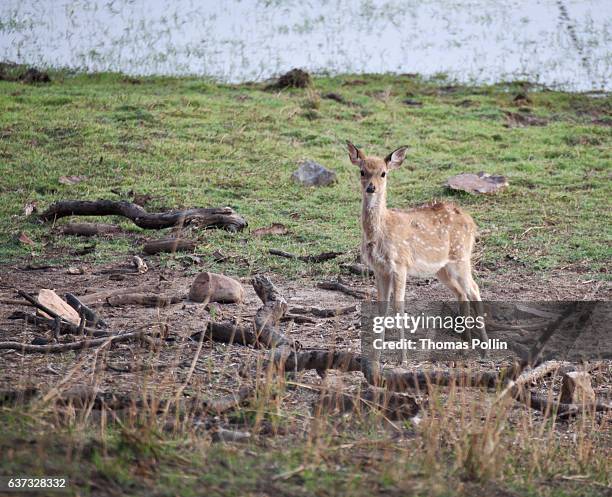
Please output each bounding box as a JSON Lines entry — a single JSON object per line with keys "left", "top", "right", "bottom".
{"left": 1, "top": 71, "right": 611, "bottom": 496}
{"left": 0, "top": 71, "right": 610, "bottom": 277}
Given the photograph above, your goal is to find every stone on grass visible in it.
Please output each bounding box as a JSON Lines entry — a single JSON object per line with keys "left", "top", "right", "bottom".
{"left": 292, "top": 160, "right": 337, "bottom": 187}
{"left": 446, "top": 172, "right": 508, "bottom": 195}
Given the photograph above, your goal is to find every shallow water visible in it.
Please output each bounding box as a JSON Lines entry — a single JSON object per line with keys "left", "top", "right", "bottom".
{"left": 1, "top": 0, "right": 610, "bottom": 91}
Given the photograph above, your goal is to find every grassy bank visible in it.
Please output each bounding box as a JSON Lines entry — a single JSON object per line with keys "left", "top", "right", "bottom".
{"left": 0, "top": 72, "right": 610, "bottom": 497}
{"left": 0, "top": 71, "right": 610, "bottom": 277}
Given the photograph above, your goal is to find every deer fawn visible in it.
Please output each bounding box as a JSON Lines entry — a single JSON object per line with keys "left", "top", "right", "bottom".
{"left": 347, "top": 141, "right": 487, "bottom": 362}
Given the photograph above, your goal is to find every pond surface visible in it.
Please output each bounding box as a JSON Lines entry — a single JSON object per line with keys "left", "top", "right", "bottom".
{"left": 1, "top": 0, "right": 610, "bottom": 91}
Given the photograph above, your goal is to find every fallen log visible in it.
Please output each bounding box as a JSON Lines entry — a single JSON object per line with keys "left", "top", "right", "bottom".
{"left": 77, "top": 287, "right": 153, "bottom": 306}
{"left": 270, "top": 348, "right": 501, "bottom": 391}
{"left": 493, "top": 360, "right": 566, "bottom": 406}
{"left": 40, "top": 200, "right": 247, "bottom": 232}
{"left": 201, "top": 317, "right": 293, "bottom": 349}
{"left": 516, "top": 390, "right": 612, "bottom": 419}
{"left": 269, "top": 249, "right": 342, "bottom": 263}
{"left": 273, "top": 349, "right": 612, "bottom": 417}
{"left": 196, "top": 275, "right": 297, "bottom": 349}
{"left": 143, "top": 238, "right": 197, "bottom": 254}
{"left": 106, "top": 293, "right": 184, "bottom": 307}
{"left": 61, "top": 222, "right": 122, "bottom": 236}
{"left": 201, "top": 321, "right": 258, "bottom": 347}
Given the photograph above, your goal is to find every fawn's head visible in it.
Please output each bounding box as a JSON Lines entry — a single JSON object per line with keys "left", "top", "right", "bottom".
{"left": 346, "top": 141, "right": 408, "bottom": 203}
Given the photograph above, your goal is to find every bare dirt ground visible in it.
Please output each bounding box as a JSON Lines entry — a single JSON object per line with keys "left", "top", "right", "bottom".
{"left": 1, "top": 258, "right": 610, "bottom": 497}
{"left": 1, "top": 259, "right": 609, "bottom": 404}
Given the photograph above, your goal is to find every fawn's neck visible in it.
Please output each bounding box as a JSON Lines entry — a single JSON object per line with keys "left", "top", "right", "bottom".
{"left": 361, "top": 191, "right": 387, "bottom": 240}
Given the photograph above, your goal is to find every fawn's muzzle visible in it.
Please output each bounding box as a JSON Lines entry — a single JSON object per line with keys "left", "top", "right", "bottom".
{"left": 366, "top": 183, "right": 376, "bottom": 194}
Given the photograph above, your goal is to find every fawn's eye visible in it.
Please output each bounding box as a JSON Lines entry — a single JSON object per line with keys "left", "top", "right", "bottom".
{"left": 360, "top": 170, "right": 365, "bottom": 177}
{"left": 381, "top": 172, "right": 386, "bottom": 177}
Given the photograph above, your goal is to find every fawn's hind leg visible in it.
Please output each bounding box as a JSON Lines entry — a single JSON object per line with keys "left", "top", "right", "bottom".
{"left": 439, "top": 262, "right": 488, "bottom": 345}
{"left": 436, "top": 266, "right": 472, "bottom": 340}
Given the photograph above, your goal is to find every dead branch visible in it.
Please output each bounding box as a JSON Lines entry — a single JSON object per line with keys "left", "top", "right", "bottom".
{"left": 269, "top": 248, "right": 342, "bottom": 263}
{"left": 143, "top": 238, "right": 197, "bottom": 254}
{"left": 493, "top": 360, "right": 565, "bottom": 405}
{"left": 8, "top": 311, "right": 110, "bottom": 337}
{"left": 290, "top": 304, "right": 357, "bottom": 318}
{"left": 0, "top": 330, "right": 147, "bottom": 353}
{"left": 60, "top": 222, "right": 122, "bottom": 236}
{"left": 252, "top": 274, "right": 294, "bottom": 348}
{"left": 281, "top": 313, "right": 317, "bottom": 324}
{"left": 65, "top": 292, "right": 108, "bottom": 328}
{"left": 317, "top": 280, "right": 369, "bottom": 299}
{"left": 340, "top": 262, "right": 374, "bottom": 277}
{"left": 40, "top": 200, "right": 247, "bottom": 232}
{"left": 0, "top": 298, "right": 33, "bottom": 306}
{"left": 491, "top": 360, "right": 611, "bottom": 418}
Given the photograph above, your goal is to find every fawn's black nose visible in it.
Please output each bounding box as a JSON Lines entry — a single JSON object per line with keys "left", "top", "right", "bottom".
{"left": 366, "top": 183, "right": 376, "bottom": 194}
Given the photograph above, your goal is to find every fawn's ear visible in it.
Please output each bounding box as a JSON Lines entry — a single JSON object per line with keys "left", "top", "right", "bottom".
{"left": 346, "top": 140, "right": 365, "bottom": 166}
{"left": 385, "top": 146, "right": 408, "bottom": 169}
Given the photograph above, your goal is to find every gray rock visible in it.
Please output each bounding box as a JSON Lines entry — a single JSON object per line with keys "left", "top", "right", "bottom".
{"left": 291, "top": 160, "right": 337, "bottom": 187}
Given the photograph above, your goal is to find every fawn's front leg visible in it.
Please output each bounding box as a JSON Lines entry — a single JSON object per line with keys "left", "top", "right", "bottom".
{"left": 392, "top": 268, "right": 408, "bottom": 364}
{"left": 373, "top": 271, "right": 392, "bottom": 363}
{"left": 376, "top": 270, "right": 392, "bottom": 314}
